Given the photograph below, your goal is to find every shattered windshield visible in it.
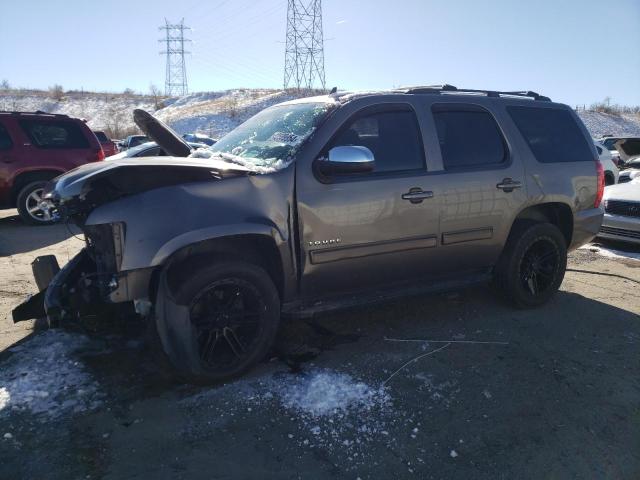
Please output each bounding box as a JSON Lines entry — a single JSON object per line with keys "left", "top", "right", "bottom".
{"left": 190, "top": 102, "right": 334, "bottom": 173}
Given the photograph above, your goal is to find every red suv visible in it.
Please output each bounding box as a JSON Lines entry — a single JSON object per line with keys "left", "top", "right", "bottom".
{"left": 0, "top": 111, "right": 104, "bottom": 224}
{"left": 93, "top": 131, "right": 118, "bottom": 157}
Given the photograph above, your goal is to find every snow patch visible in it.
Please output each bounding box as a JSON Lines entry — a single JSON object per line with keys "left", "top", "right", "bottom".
{"left": 274, "top": 370, "right": 390, "bottom": 417}
{"left": 580, "top": 243, "right": 640, "bottom": 261}
{"left": 0, "top": 331, "right": 102, "bottom": 420}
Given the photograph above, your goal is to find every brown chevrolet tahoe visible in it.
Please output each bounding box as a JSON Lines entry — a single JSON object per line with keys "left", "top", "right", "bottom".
{"left": 13, "top": 85, "right": 605, "bottom": 384}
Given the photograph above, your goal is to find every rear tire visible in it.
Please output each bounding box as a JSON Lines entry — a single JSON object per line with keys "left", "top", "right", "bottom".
{"left": 493, "top": 222, "right": 567, "bottom": 309}
{"left": 155, "top": 261, "right": 280, "bottom": 384}
{"left": 16, "top": 181, "right": 59, "bottom": 225}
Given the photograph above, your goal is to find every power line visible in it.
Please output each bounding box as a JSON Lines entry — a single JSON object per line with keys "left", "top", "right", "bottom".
{"left": 283, "top": 0, "right": 326, "bottom": 90}
{"left": 159, "top": 18, "right": 191, "bottom": 96}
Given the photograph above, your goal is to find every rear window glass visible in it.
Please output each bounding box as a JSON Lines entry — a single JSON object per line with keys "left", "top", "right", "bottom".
{"left": 433, "top": 106, "right": 506, "bottom": 169}
{"left": 0, "top": 123, "right": 12, "bottom": 150}
{"left": 93, "top": 131, "right": 108, "bottom": 142}
{"left": 507, "top": 107, "right": 593, "bottom": 163}
{"left": 20, "top": 120, "right": 90, "bottom": 149}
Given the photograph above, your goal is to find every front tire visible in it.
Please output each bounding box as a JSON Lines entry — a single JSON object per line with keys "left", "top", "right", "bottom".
{"left": 493, "top": 222, "right": 567, "bottom": 308}
{"left": 16, "top": 181, "right": 59, "bottom": 225}
{"left": 155, "top": 262, "right": 280, "bottom": 384}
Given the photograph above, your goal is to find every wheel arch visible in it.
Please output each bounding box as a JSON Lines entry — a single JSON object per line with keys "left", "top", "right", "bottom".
{"left": 511, "top": 202, "right": 574, "bottom": 246}
{"left": 10, "top": 169, "right": 64, "bottom": 206}
{"left": 154, "top": 233, "right": 287, "bottom": 305}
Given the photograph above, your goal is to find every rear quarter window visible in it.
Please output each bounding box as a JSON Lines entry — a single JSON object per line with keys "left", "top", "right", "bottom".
{"left": 507, "top": 106, "right": 594, "bottom": 163}
{"left": 20, "top": 120, "right": 90, "bottom": 149}
{"left": 0, "top": 122, "right": 13, "bottom": 150}
{"left": 93, "top": 131, "right": 109, "bottom": 142}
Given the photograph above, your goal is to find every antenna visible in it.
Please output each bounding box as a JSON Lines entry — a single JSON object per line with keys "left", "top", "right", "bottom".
{"left": 159, "top": 18, "right": 191, "bottom": 97}
{"left": 283, "top": 0, "right": 326, "bottom": 91}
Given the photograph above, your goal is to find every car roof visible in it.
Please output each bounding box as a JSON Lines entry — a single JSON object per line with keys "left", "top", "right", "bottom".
{"left": 278, "top": 85, "right": 555, "bottom": 108}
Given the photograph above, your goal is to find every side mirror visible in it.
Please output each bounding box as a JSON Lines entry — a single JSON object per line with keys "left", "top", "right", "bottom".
{"left": 316, "top": 145, "right": 375, "bottom": 176}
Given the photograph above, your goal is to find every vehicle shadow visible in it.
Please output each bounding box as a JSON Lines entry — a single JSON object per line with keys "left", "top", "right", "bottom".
{"left": 0, "top": 213, "right": 80, "bottom": 256}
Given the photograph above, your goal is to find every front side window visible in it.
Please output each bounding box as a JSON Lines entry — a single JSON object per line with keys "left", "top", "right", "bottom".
{"left": 20, "top": 120, "right": 90, "bottom": 149}
{"left": 433, "top": 106, "right": 507, "bottom": 170}
{"left": 0, "top": 123, "right": 12, "bottom": 150}
{"left": 328, "top": 108, "right": 425, "bottom": 173}
{"left": 507, "top": 106, "right": 594, "bottom": 163}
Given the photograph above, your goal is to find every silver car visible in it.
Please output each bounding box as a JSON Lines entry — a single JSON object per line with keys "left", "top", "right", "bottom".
{"left": 600, "top": 178, "right": 640, "bottom": 244}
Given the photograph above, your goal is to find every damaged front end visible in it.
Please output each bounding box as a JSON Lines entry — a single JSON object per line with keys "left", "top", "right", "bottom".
{"left": 13, "top": 219, "right": 154, "bottom": 327}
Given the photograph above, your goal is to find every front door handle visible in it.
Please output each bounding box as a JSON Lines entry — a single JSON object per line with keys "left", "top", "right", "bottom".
{"left": 402, "top": 188, "right": 434, "bottom": 204}
{"left": 496, "top": 178, "right": 522, "bottom": 192}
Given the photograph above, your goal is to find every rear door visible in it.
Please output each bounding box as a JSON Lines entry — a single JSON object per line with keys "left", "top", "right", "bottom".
{"left": 18, "top": 118, "right": 96, "bottom": 169}
{"left": 0, "top": 120, "right": 17, "bottom": 204}
{"left": 423, "top": 101, "right": 528, "bottom": 270}
{"left": 296, "top": 102, "right": 442, "bottom": 298}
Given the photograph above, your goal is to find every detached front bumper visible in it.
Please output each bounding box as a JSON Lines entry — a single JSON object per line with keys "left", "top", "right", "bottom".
{"left": 12, "top": 249, "right": 155, "bottom": 326}
{"left": 12, "top": 250, "right": 94, "bottom": 326}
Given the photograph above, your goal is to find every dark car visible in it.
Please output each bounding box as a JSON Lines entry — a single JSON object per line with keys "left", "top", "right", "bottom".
{"left": 93, "top": 131, "right": 118, "bottom": 157}
{"left": 183, "top": 133, "right": 216, "bottom": 146}
{"left": 14, "top": 85, "right": 603, "bottom": 384}
{"left": 0, "top": 111, "right": 104, "bottom": 224}
{"left": 107, "top": 141, "right": 208, "bottom": 159}
{"left": 121, "top": 135, "right": 149, "bottom": 150}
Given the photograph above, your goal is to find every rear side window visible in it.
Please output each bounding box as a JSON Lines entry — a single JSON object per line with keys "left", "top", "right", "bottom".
{"left": 507, "top": 107, "right": 593, "bottom": 163}
{"left": 20, "top": 120, "right": 90, "bottom": 149}
{"left": 0, "top": 123, "right": 12, "bottom": 150}
{"left": 93, "top": 131, "right": 108, "bottom": 142}
{"left": 328, "top": 108, "right": 425, "bottom": 173}
{"left": 432, "top": 106, "right": 507, "bottom": 170}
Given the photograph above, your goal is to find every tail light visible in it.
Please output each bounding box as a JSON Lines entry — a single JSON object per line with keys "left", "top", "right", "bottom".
{"left": 96, "top": 147, "right": 105, "bottom": 162}
{"left": 594, "top": 160, "right": 604, "bottom": 208}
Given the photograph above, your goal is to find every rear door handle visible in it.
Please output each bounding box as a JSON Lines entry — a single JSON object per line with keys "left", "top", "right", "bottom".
{"left": 402, "top": 188, "right": 434, "bottom": 204}
{"left": 496, "top": 178, "right": 522, "bottom": 192}
{"left": 1, "top": 156, "right": 14, "bottom": 164}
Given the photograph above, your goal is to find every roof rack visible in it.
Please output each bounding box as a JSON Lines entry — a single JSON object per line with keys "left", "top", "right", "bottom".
{"left": 400, "top": 84, "right": 551, "bottom": 102}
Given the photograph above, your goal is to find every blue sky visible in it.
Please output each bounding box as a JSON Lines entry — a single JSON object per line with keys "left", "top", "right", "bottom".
{"left": 1, "top": 0, "right": 639, "bottom": 106}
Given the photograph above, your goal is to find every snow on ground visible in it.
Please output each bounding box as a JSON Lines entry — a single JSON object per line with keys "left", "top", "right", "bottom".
{"left": 181, "top": 365, "right": 456, "bottom": 469}
{"left": 0, "top": 92, "right": 154, "bottom": 134}
{"left": 577, "top": 110, "right": 640, "bottom": 138}
{"left": 0, "top": 330, "right": 102, "bottom": 420}
{"left": 580, "top": 243, "right": 640, "bottom": 261}
{"left": 272, "top": 370, "right": 390, "bottom": 417}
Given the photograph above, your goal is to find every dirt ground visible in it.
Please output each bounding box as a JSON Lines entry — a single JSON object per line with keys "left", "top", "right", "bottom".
{"left": 0, "top": 207, "right": 639, "bottom": 480}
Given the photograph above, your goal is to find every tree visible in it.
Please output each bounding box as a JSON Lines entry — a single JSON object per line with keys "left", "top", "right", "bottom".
{"left": 49, "top": 84, "right": 64, "bottom": 101}
{"left": 149, "top": 83, "right": 162, "bottom": 110}
{"left": 0, "top": 79, "right": 9, "bottom": 90}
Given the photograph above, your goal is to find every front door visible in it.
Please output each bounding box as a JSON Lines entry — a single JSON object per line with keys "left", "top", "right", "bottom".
{"left": 296, "top": 104, "right": 442, "bottom": 298}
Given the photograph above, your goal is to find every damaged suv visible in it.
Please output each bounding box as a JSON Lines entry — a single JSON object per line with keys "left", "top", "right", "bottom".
{"left": 13, "top": 85, "right": 604, "bottom": 383}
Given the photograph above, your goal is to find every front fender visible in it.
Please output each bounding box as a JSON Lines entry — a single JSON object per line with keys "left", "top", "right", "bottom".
{"left": 151, "top": 222, "right": 285, "bottom": 266}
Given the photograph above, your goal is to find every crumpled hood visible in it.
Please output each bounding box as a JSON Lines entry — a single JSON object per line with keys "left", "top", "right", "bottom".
{"left": 47, "top": 156, "right": 253, "bottom": 203}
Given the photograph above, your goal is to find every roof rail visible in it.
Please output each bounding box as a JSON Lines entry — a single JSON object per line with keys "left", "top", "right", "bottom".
{"left": 401, "top": 85, "right": 551, "bottom": 102}
{"left": 0, "top": 110, "right": 70, "bottom": 117}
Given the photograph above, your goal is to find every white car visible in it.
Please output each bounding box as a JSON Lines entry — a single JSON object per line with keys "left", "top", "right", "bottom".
{"left": 599, "top": 176, "right": 640, "bottom": 245}
{"left": 594, "top": 140, "right": 619, "bottom": 185}
{"left": 618, "top": 157, "right": 640, "bottom": 184}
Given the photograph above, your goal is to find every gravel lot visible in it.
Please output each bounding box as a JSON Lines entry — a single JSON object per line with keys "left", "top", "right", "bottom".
{"left": 0, "top": 208, "right": 639, "bottom": 480}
